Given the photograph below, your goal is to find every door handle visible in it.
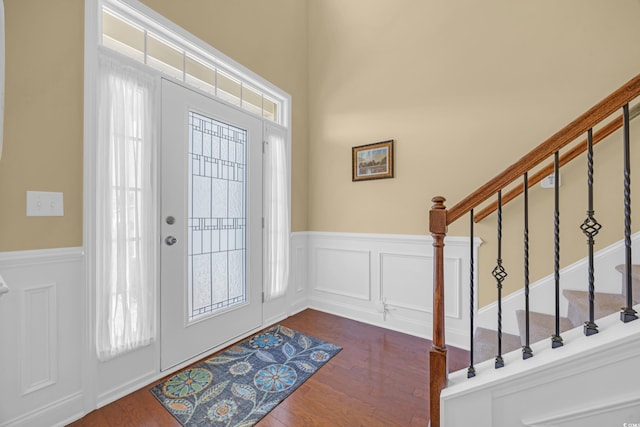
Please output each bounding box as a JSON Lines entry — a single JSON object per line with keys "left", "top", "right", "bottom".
{"left": 165, "top": 236, "right": 177, "bottom": 246}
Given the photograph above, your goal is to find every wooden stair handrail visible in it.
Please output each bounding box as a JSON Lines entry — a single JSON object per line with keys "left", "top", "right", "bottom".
{"left": 474, "top": 103, "right": 640, "bottom": 222}
{"left": 446, "top": 73, "right": 640, "bottom": 226}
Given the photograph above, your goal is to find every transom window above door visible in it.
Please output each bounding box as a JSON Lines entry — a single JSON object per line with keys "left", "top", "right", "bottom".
{"left": 101, "top": 0, "right": 285, "bottom": 125}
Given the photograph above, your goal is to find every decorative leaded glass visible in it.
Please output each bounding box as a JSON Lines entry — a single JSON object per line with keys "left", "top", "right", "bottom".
{"left": 188, "top": 111, "right": 247, "bottom": 320}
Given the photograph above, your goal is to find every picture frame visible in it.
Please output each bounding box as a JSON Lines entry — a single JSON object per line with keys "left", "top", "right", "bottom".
{"left": 352, "top": 140, "right": 394, "bottom": 182}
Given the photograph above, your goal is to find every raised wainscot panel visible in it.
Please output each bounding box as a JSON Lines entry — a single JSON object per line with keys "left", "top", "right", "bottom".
{"left": 380, "top": 253, "right": 461, "bottom": 319}
{"left": 313, "top": 247, "right": 371, "bottom": 301}
{"left": 21, "top": 283, "right": 58, "bottom": 395}
{"left": 293, "top": 243, "right": 307, "bottom": 294}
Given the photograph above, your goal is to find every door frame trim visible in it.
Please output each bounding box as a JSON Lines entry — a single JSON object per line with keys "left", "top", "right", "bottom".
{"left": 83, "top": 0, "right": 291, "bottom": 412}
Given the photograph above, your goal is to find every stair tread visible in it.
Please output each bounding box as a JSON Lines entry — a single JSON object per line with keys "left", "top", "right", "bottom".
{"left": 614, "top": 263, "right": 640, "bottom": 280}
{"left": 563, "top": 289, "right": 627, "bottom": 326}
{"left": 472, "top": 326, "right": 522, "bottom": 364}
{"left": 516, "top": 310, "right": 574, "bottom": 344}
{"left": 563, "top": 289, "right": 626, "bottom": 313}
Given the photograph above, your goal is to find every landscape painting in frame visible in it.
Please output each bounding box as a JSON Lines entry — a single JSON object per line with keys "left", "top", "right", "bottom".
{"left": 352, "top": 140, "right": 394, "bottom": 182}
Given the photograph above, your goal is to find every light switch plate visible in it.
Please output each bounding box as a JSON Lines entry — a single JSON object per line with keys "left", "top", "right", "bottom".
{"left": 26, "top": 191, "right": 64, "bottom": 216}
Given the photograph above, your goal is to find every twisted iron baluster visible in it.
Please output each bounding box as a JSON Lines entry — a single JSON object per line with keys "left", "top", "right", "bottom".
{"left": 492, "top": 191, "right": 507, "bottom": 368}
{"left": 581, "top": 129, "right": 601, "bottom": 335}
{"left": 468, "top": 210, "right": 476, "bottom": 378}
{"left": 523, "top": 173, "right": 533, "bottom": 359}
{"left": 621, "top": 104, "right": 638, "bottom": 323}
{"left": 551, "top": 152, "right": 564, "bottom": 348}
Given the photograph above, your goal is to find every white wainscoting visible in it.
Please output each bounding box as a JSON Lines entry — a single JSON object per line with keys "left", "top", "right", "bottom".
{"left": 0, "top": 248, "right": 84, "bottom": 427}
{"left": 0, "top": 233, "right": 478, "bottom": 425}
{"left": 301, "top": 232, "right": 481, "bottom": 350}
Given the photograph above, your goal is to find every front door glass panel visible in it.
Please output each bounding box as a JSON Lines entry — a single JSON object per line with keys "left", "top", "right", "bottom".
{"left": 188, "top": 111, "right": 247, "bottom": 321}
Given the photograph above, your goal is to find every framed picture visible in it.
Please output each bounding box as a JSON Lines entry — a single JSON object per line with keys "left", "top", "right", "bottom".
{"left": 352, "top": 140, "right": 394, "bottom": 182}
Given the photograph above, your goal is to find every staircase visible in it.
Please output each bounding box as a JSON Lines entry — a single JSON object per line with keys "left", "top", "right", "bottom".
{"left": 473, "top": 264, "right": 640, "bottom": 363}
{"left": 428, "top": 73, "right": 640, "bottom": 427}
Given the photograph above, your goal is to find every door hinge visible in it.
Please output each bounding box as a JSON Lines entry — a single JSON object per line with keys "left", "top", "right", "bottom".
{"left": 262, "top": 217, "right": 265, "bottom": 228}
{"left": 262, "top": 292, "right": 265, "bottom": 303}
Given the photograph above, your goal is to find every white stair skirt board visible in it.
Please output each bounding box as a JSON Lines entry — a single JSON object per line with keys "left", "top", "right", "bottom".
{"left": 442, "top": 305, "right": 640, "bottom": 427}
{"left": 477, "top": 231, "right": 640, "bottom": 336}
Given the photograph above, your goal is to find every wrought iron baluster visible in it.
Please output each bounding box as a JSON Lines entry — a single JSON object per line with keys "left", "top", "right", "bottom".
{"left": 523, "top": 173, "right": 533, "bottom": 359}
{"left": 621, "top": 103, "right": 638, "bottom": 323}
{"left": 581, "top": 128, "right": 601, "bottom": 335}
{"left": 492, "top": 191, "right": 507, "bottom": 368}
{"left": 468, "top": 210, "right": 476, "bottom": 378}
{"left": 551, "top": 152, "right": 564, "bottom": 348}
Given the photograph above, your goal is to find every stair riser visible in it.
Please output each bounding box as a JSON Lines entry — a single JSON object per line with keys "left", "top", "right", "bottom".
{"left": 620, "top": 276, "right": 640, "bottom": 304}
{"left": 566, "top": 303, "right": 583, "bottom": 328}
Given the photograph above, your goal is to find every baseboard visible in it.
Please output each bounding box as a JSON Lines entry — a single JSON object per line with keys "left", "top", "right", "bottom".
{"left": 307, "top": 297, "right": 470, "bottom": 349}
{"left": 0, "top": 391, "right": 84, "bottom": 427}
{"left": 96, "top": 369, "right": 159, "bottom": 409}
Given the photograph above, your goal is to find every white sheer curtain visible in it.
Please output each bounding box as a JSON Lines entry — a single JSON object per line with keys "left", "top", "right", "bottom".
{"left": 264, "top": 126, "right": 290, "bottom": 300}
{"left": 95, "top": 53, "right": 158, "bottom": 361}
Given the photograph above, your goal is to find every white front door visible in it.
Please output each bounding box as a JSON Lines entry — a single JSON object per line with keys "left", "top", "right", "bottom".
{"left": 160, "top": 79, "right": 263, "bottom": 371}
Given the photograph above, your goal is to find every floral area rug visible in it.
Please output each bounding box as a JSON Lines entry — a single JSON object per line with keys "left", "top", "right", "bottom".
{"left": 150, "top": 325, "right": 341, "bottom": 426}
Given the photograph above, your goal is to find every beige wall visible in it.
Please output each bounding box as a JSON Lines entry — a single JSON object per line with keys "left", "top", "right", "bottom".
{"left": 307, "top": 0, "right": 640, "bottom": 306}
{"left": 0, "top": 0, "right": 84, "bottom": 251}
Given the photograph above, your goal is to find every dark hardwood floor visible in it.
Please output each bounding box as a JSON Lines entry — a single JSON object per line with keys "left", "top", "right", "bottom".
{"left": 68, "top": 309, "right": 469, "bottom": 426}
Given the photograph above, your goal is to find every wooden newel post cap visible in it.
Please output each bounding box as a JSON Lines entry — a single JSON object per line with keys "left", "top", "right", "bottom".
{"left": 431, "top": 196, "right": 446, "bottom": 210}
{"left": 429, "top": 196, "right": 447, "bottom": 235}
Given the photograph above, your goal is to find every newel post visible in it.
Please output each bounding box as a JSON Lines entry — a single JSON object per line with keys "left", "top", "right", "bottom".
{"left": 429, "top": 196, "right": 448, "bottom": 427}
